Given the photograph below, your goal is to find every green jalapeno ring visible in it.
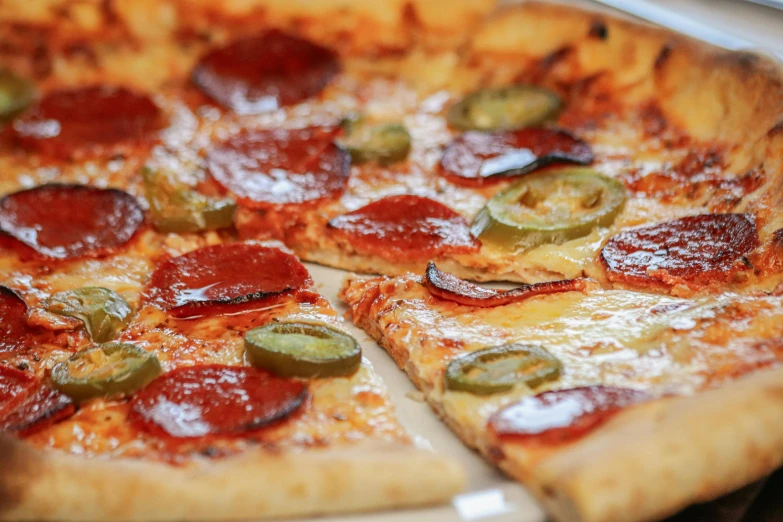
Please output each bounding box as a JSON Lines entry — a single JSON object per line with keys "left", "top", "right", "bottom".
{"left": 445, "top": 343, "right": 562, "bottom": 395}
{"left": 472, "top": 168, "right": 626, "bottom": 253}
{"left": 0, "top": 69, "right": 35, "bottom": 121}
{"left": 44, "top": 287, "right": 133, "bottom": 343}
{"left": 245, "top": 322, "right": 362, "bottom": 378}
{"left": 447, "top": 85, "right": 562, "bottom": 132}
{"left": 341, "top": 117, "right": 411, "bottom": 166}
{"left": 51, "top": 343, "right": 162, "bottom": 402}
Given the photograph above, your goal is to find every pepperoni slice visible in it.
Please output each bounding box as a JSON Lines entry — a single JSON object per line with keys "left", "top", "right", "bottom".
{"left": 192, "top": 30, "right": 339, "bottom": 114}
{"left": 12, "top": 86, "right": 162, "bottom": 159}
{"left": 439, "top": 129, "right": 593, "bottom": 187}
{"left": 601, "top": 213, "right": 759, "bottom": 289}
{"left": 327, "top": 195, "right": 481, "bottom": 262}
{"left": 207, "top": 127, "right": 350, "bottom": 208}
{"left": 424, "top": 262, "right": 588, "bottom": 307}
{"left": 144, "top": 243, "right": 311, "bottom": 318}
{"left": 129, "top": 364, "right": 308, "bottom": 439}
{"left": 489, "top": 386, "right": 649, "bottom": 445}
{"left": 0, "top": 366, "right": 74, "bottom": 437}
{"left": 0, "top": 366, "right": 37, "bottom": 419}
{"left": 0, "top": 184, "right": 144, "bottom": 260}
{"left": 0, "top": 286, "right": 34, "bottom": 353}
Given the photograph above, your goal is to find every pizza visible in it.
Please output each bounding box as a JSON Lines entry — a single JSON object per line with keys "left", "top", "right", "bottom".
{"left": 0, "top": 0, "right": 782, "bottom": 521}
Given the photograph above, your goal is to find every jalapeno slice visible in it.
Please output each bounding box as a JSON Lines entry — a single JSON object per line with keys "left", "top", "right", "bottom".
{"left": 446, "top": 344, "right": 562, "bottom": 395}
{"left": 44, "top": 287, "right": 133, "bottom": 342}
{"left": 0, "top": 69, "right": 35, "bottom": 121}
{"left": 342, "top": 117, "right": 411, "bottom": 165}
{"left": 448, "top": 85, "right": 562, "bottom": 132}
{"left": 51, "top": 343, "right": 162, "bottom": 402}
{"left": 472, "top": 168, "right": 626, "bottom": 253}
{"left": 245, "top": 322, "right": 362, "bottom": 378}
{"left": 142, "top": 167, "right": 236, "bottom": 233}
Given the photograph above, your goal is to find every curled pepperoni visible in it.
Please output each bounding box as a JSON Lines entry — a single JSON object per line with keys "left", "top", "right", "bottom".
{"left": 192, "top": 30, "right": 339, "bottom": 114}
{"left": 328, "top": 195, "right": 481, "bottom": 262}
{"left": 424, "top": 262, "right": 589, "bottom": 307}
{"left": 439, "top": 129, "right": 593, "bottom": 187}
{"left": 0, "top": 286, "right": 34, "bottom": 353}
{"left": 601, "top": 213, "right": 759, "bottom": 289}
{"left": 12, "top": 86, "right": 162, "bottom": 159}
{"left": 129, "top": 364, "right": 308, "bottom": 439}
{"left": 207, "top": 127, "right": 350, "bottom": 208}
{"left": 0, "top": 366, "right": 74, "bottom": 437}
{"left": 144, "top": 243, "right": 311, "bottom": 318}
{"left": 489, "top": 386, "right": 649, "bottom": 445}
{"left": 0, "top": 184, "right": 144, "bottom": 260}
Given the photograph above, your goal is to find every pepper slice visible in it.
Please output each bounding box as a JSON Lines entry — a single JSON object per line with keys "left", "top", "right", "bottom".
{"left": 341, "top": 117, "right": 411, "bottom": 165}
{"left": 44, "top": 287, "right": 133, "bottom": 343}
{"left": 0, "top": 69, "right": 35, "bottom": 121}
{"left": 245, "top": 322, "right": 362, "bottom": 378}
{"left": 472, "top": 168, "right": 626, "bottom": 253}
{"left": 448, "top": 85, "right": 562, "bottom": 131}
{"left": 445, "top": 344, "right": 562, "bottom": 395}
{"left": 51, "top": 343, "right": 162, "bottom": 402}
{"left": 142, "top": 167, "right": 236, "bottom": 233}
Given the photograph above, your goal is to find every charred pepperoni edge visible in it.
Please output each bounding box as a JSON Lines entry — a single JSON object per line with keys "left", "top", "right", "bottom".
{"left": 489, "top": 386, "right": 650, "bottom": 445}
{"left": 0, "top": 184, "right": 145, "bottom": 261}
{"left": 143, "top": 244, "right": 311, "bottom": 319}
{"left": 600, "top": 213, "right": 759, "bottom": 289}
{"left": 438, "top": 128, "right": 593, "bottom": 187}
{"left": 327, "top": 195, "right": 481, "bottom": 262}
{"left": 128, "top": 364, "right": 309, "bottom": 440}
{"left": 423, "top": 262, "right": 589, "bottom": 307}
{"left": 1, "top": 386, "right": 75, "bottom": 437}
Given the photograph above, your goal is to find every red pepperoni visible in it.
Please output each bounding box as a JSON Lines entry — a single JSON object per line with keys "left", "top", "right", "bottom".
{"left": 0, "top": 366, "right": 37, "bottom": 419}
{"left": 327, "top": 195, "right": 481, "bottom": 262}
{"left": 207, "top": 127, "right": 350, "bottom": 208}
{"left": 144, "top": 243, "right": 311, "bottom": 318}
{"left": 423, "top": 262, "right": 588, "bottom": 307}
{"left": 12, "top": 86, "right": 162, "bottom": 159}
{"left": 0, "top": 366, "right": 74, "bottom": 437}
{"left": 192, "top": 30, "right": 339, "bottom": 114}
{"left": 129, "top": 364, "right": 308, "bottom": 439}
{"left": 489, "top": 386, "right": 649, "bottom": 445}
{"left": 439, "top": 129, "right": 593, "bottom": 187}
{"left": 601, "top": 213, "right": 759, "bottom": 289}
{"left": 0, "top": 286, "right": 35, "bottom": 353}
{"left": 0, "top": 184, "right": 144, "bottom": 260}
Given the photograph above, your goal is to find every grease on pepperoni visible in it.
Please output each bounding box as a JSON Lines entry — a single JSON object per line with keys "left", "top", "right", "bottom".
{"left": 489, "top": 386, "right": 649, "bottom": 445}
{"left": 192, "top": 30, "right": 339, "bottom": 114}
{"left": 144, "top": 243, "right": 311, "bottom": 318}
{"left": 601, "top": 213, "right": 759, "bottom": 289}
{"left": 0, "top": 366, "right": 74, "bottom": 436}
{"left": 0, "top": 366, "right": 37, "bottom": 419}
{"left": 0, "top": 184, "right": 144, "bottom": 260}
{"left": 207, "top": 127, "right": 350, "bottom": 208}
{"left": 424, "top": 262, "right": 589, "bottom": 307}
{"left": 129, "top": 364, "right": 308, "bottom": 439}
{"left": 12, "top": 86, "right": 162, "bottom": 159}
{"left": 439, "top": 129, "right": 593, "bottom": 187}
{"left": 327, "top": 195, "right": 481, "bottom": 262}
{"left": 0, "top": 286, "right": 35, "bottom": 353}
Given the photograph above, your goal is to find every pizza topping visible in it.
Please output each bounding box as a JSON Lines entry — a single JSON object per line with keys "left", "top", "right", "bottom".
{"left": 489, "top": 386, "right": 649, "bottom": 444}
{"left": 130, "top": 364, "right": 308, "bottom": 439}
{"left": 438, "top": 129, "right": 593, "bottom": 186}
{"left": 446, "top": 344, "right": 562, "bottom": 395}
{"left": 145, "top": 243, "right": 311, "bottom": 318}
{"left": 207, "top": 127, "right": 350, "bottom": 208}
{"left": 0, "top": 365, "right": 37, "bottom": 419}
{"left": 142, "top": 167, "right": 236, "bottom": 234}
{"left": 472, "top": 169, "right": 625, "bottom": 253}
{"left": 0, "top": 286, "right": 35, "bottom": 353}
{"left": 342, "top": 117, "right": 411, "bottom": 165}
{"left": 43, "top": 288, "right": 133, "bottom": 343}
{"left": 0, "top": 69, "right": 35, "bottom": 121}
{"left": 448, "top": 85, "right": 562, "bottom": 131}
{"left": 12, "top": 86, "right": 162, "bottom": 159}
{"left": 0, "top": 184, "right": 144, "bottom": 260}
{"left": 0, "top": 366, "right": 74, "bottom": 436}
{"left": 601, "top": 213, "right": 759, "bottom": 289}
{"left": 245, "top": 322, "right": 362, "bottom": 378}
{"left": 192, "top": 30, "right": 339, "bottom": 114}
{"left": 424, "top": 262, "right": 589, "bottom": 307}
{"left": 328, "top": 195, "right": 481, "bottom": 261}
{"left": 51, "top": 343, "right": 162, "bottom": 402}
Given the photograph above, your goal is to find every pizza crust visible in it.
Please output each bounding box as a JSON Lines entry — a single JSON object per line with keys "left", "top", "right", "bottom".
{"left": 0, "top": 436, "right": 464, "bottom": 521}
